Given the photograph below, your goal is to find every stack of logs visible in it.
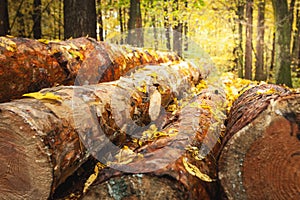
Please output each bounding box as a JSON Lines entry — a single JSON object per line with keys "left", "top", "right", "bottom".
{"left": 0, "top": 37, "right": 299, "bottom": 200}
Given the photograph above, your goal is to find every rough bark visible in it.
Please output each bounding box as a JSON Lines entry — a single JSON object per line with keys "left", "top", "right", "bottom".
{"left": 76, "top": 87, "right": 226, "bottom": 200}
{"left": 219, "top": 84, "right": 300, "bottom": 199}
{"left": 63, "top": 0, "right": 97, "bottom": 39}
{"left": 272, "top": 0, "right": 292, "bottom": 87}
{"left": 0, "top": 60, "right": 204, "bottom": 199}
{"left": 0, "top": 36, "right": 180, "bottom": 103}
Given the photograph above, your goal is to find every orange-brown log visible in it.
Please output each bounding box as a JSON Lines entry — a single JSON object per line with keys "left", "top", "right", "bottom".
{"left": 0, "top": 36, "right": 180, "bottom": 103}
{"left": 0, "top": 60, "right": 203, "bottom": 199}
{"left": 218, "top": 84, "right": 300, "bottom": 199}
{"left": 63, "top": 86, "right": 227, "bottom": 200}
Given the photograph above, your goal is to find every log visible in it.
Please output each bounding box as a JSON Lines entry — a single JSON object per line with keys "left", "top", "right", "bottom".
{"left": 218, "top": 84, "right": 300, "bottom": 199}
{"left": 0, "top": 36, "right": 180, "bottom": 103}
{"left": 0, "top": 60, "right": 203, "bottom": 199}
{"left": 66, "top": 86, "right": 227, "bottom": 200}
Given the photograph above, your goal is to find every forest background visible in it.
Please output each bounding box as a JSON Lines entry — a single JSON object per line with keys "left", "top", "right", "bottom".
{"left": 0, "top": 0, "right": 299, "bottom": 87}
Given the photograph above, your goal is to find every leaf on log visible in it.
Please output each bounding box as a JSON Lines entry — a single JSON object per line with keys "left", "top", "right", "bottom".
{"left": 219, "top": 84, "right": 300, "bottom": 199}
{"left": 0, "top": 59, "right": 203, "bottom": 199}
{"left": 79, "top": 86, "right": 226, "bottom": 200}
{"left": 0, "top": 36, "right": 180, "bottom": 103}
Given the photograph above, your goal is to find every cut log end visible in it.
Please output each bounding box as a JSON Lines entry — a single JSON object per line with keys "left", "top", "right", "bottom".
{"left": 219, "top": 94, "right": 300, "bottom": 199}
{"left": 0, "top": 110, "right": 52, "bottom": 199}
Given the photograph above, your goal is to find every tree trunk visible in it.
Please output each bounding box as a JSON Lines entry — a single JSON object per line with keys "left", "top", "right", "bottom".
{"left": 173, "top": 0, "right": 183, "bottom": 57}
{"left": 16, "top": 9, "right": 26, "bottom": 37}
{"left": 150, "top": 0, "right": 158, "bottom": 50}
{"left": 127, "top": 0, "right": 143, "bottom": 47}
{"left": 118, "top": 7, "right": 124, "bottom": 44}
{"left": 0, "top": 0, "right": 9, "bottom": 36}
{"left": 183, "top": 0, "right": 188, "bottom": 52}
{"left": 219, "top": 84, "right": 300, "bottom": 199}
{"left": 63, "top": 0, "right": 96, "bottom": 39}
{"left": 244, "top": 0, "right": 253, "bottom": 80}
{"left": 291, "top": 3, "right": 300, "bottom": 72}
{"left": 164, "top": 0, "right": 171, "bottom": 51}
{"left": 71, "top": 87, "right": 226, "bottom": 200}
{"left": 0, "top": 58, "right": 204, "bottom": 199}
{"left": 97, "top": 0, "right": 104, "bottom": 41}
{"left": 235, "top": 2, "right": 245, "bottom": 78}
{"left": 272, "top": 0, "right": 292, "bottom": 87}
{"left": 254, "top": 0, "right": 265, "bottom": 81}
{"left": 0, "top": 36, "right": 180, "bottom": 103}
{"left": 32, "top": 0, "right": 42, "bottom": 39}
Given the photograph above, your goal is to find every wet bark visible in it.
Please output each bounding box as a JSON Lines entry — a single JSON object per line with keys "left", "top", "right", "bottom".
{"left": 0, "top": 36, "right": 180, "bottom": 103}
{"left": 219, "top": 84, "right": 300, "bottom": 199}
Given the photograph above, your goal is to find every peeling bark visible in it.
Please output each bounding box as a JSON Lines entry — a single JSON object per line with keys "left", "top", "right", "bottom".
{"left": 0, "top": 36, "right": 180, "bottom": 103}
{"left": 0, "top": 60, "right": 204, "bottom": 199}
{"left": 72, "top": 87, "right": 227, "bottom": 200}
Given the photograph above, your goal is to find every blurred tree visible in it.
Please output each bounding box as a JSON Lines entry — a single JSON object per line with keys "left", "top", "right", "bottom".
{"left": 291, "top": 0, "right": 300, "bottom": 75}
{"left": 233, "top": 0, "right": 245, "bottom": 78}
{"left": 64, "top": 0, "right": 96, "bottom": 39}
{"left": 183, "top": 0, "right": 188, "bottom": 51}
{"left": 32, "top": 0, "right": 41, "bottom": 39}
{"left": 0, "top": 0, "right": 10, "bottom": 35}
{"left": 127, "top": 0, "right": 143, "bottom": 46}
{"left": 245, "top": 0, "right": 253, "bottom": 80}
{"left": 272, "top": 0, "right": 292, "bottom": 87}
{"left": 164, "top": 0, "right": 171, "bottom": 50}
{"left": 96, "top": 0, "right": 104, "bottom": 41}
{"left": 173, "top": 0, "right": 183, "bottom": 56}
{"left": 16, "top": 7, "right": 26, "bottom": 37}
{"left": 150, "top": 0, "right": 158, "bottom": 49}
{"left": 254, "top": 0, "right": 266, "bottom": 81}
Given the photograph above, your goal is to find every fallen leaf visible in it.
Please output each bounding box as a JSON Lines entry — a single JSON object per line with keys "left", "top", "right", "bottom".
{"left": 182, "top": 157, "right": 214, "bottom": 182}
{"left": 83, "top": 162, "right": 106, "bottom": 194}
{"left": 23, "top": 92, "right": 62, "bottom": 102}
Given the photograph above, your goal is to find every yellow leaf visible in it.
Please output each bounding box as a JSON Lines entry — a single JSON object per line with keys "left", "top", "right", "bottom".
{"left": 141, "top": 124, "right": 177, "bottom": 142}
{"left": 38, "top": 39, "right": 50, "bottom": 44}
{"left": 148, "top": 72, "right": 158, "bottom": 79}
{"left": 182, "top": 157, "right": 214, "bottom": 182}
{"left": 23, "top": 92, "right": 62, "bottom": 102}
{"left": 136, "top": 81, "right": 147, "bottom": 93}
{"left": 83, "top": 162, "right": 106, "bottom": 194}
{"left": 256, "top": 88, "right": 276, "bottom": 95}
{"left": 114, "top": 146, "right": 136, "bottom": 164}
{"left": 0, "top": 37, "right": 16, "bottom": 52}
{"left": 69, "top": 49, "right": 84, "bottom": 60}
